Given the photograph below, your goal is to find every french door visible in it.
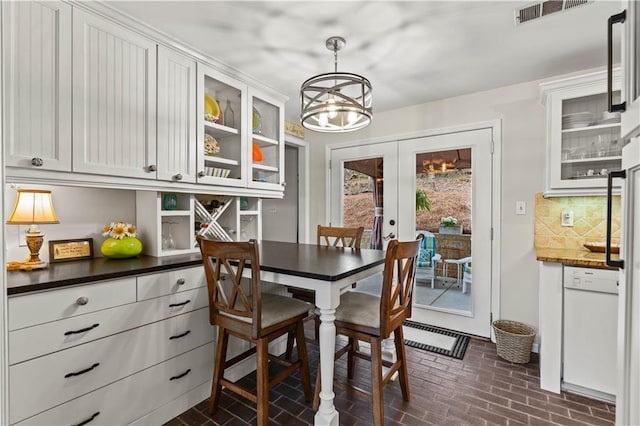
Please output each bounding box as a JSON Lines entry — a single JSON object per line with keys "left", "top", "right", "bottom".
{"left": 329, "top": 142, "right": 398, "bottom": 250}
{"left": 329, "top": 128, "right": 494, "bottom": 337}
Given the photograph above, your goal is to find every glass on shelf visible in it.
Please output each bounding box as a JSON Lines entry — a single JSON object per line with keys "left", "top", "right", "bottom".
{"left": 162, "top": 221, "right": 176, "bottom": 250}
{"left": 223, "top": 100, "right": 235, "bottom": 128}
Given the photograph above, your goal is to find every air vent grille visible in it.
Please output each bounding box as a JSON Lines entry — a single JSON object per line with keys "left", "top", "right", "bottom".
{"left": 515, "top": 0, "right": 590, "bottom": 25}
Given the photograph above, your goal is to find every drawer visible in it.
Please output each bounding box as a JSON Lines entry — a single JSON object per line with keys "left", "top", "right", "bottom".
{"left": 9, "top": 308, "right": 214, "bottom": 424}
{"left": 9, "top": 286, "right": 209, "bottom": 364}
{"left": 137, "top": 266, "right": 205, "bottom": 301}
{"left": 15, "top": 342, "right": 214, "bottom": 425}
{"left": 9, "top": 278, "right": 136, "bottom": 331}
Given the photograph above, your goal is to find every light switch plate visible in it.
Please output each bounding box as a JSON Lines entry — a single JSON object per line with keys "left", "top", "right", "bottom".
{"left": 562, "top": 211, "right": 574, "bottom": 227}
{"left": 516, "top": 201, "right": 526, "bottom": 215}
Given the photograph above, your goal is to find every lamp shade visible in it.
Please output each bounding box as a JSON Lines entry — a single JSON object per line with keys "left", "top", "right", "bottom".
{"left": 6, "top": 189, "right": 59, "bottom": 224}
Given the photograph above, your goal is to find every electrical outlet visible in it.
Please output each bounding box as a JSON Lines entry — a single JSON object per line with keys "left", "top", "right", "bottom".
{"left": 516, "top": 201, "right": 526, "bottom": 215}
{"left": 562, "top": 211, "right": 574, "bottom": 227}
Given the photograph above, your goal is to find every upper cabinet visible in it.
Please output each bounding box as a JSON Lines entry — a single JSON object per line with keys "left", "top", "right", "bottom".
{"left": 72, "top": 8, "right": 157, "bottom": 179}
{"left": 2, "top": 1, "right": 72, "bottom": 171}
{"left": 540, "top": 70, "right": 622, "bottom": 195}
{"left": 249, "top": 89, "right": 285, "bottom": 191}
{"left": 157, "top": 46, "right": 197, "bottom": 183}
{"left": 196, "top": 63, "right": 247, "bottom": 187}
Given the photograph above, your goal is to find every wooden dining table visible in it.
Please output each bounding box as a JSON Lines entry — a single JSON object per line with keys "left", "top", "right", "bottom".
{"left": 255, "top": 240, "right": 386, "bottom": 425}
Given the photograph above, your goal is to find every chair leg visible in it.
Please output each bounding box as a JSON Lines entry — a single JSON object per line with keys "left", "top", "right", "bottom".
{"left": 285, "top": 331, "right": 295, "bottom": 360}
{"left": 295, "top": 321, "right": 313, "bottom": 401}
{"left": 256, "top": 338, "right": 270, "bottom": 426}
{"left": 347, "top": 337, "right": 357, "bottom": 379}
{"left": 313, "top": 314, "right": 320, "bottom": 342}
{"left": 370, "top": 337, "right": 385, "bottom": 426}
{"left": 312, "top": 363, "right": 321, "bottom": 411}
{"left": 210, "top": 327, "right": 229, "bottom": 414}
{"left": 394, "top": 326, "right": 410, "bottom": 401}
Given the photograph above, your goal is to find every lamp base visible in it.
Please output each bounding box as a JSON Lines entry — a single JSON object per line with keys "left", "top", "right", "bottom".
{"left": 19, "top": 260, "right": 47, "bottom": 271}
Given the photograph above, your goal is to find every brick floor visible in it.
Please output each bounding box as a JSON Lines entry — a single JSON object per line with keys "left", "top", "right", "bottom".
{"left": 165, "top": 331, "right": 615, "bottom": 426}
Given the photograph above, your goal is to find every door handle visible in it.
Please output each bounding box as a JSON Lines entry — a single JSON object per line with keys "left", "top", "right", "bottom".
{"left": 608, "top": 10, "right": 626, "bottom": 113}
{"left": 606, "top": 170, "right": 625, "bottom": 269}
{"left": 383, "top": 232, "right": 396, "bottom": 241}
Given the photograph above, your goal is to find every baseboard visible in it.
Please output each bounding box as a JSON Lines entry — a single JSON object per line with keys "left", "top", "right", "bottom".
{"left": 129, "top": 381, "right": 211, "bottom": 425}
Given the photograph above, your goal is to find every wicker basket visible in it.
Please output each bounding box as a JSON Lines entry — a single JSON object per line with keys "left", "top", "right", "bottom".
{"left": 492, "top": 320, "right": 536, "bottom": 364}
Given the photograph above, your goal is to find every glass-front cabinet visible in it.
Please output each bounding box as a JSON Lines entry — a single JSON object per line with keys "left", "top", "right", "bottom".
{"left": 249, "top": 89, "right": 285, "bottom": 191}
{"left": 541, "top": 69, "right": 622, "bottom": 195}
{"left": 197, "top": 63, "right": 247, "bottom": 187}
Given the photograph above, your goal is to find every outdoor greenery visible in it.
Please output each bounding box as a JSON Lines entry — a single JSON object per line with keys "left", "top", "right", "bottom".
{"left": 416, "top": 188, "right": 432, "bottom": 212}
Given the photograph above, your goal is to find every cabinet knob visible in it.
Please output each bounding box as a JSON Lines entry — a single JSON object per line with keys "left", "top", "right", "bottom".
{"left": 76, "top": 296, "right": 89, "bottom": 306}
{"left": 173, "top": 173, "right": 183, "bottom": 181}
{"left": 176, "top": 278, "right": 186, "bottom": 285}
{"left": 146, "top": 165, "right": 157, "bottom": 172}
{"left": 281, "top": 181, "right": 286, "bottom": 187}
{"left": 198, "top": 171, "right": 206, "bottom": 178}
{"left": 31, "top": 157, "right": 43, "bottom": 167}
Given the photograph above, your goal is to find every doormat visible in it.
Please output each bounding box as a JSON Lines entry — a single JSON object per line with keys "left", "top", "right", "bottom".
{"left": 403, "top": 320, "right": 470, "bottom": 360}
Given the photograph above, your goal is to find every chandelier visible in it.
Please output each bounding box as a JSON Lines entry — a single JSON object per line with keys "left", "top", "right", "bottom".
{"left": 300, "top": 36, "right": 372, "bottom": 133}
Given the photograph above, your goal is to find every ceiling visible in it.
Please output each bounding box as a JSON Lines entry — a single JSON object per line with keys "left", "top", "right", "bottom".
{"left": 103, "top": 1, "right": 623, "bottom": 125}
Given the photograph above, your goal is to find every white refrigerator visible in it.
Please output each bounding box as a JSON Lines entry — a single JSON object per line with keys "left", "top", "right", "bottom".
{"left": 608, "top": 2, "right": 640, "bottom": 425}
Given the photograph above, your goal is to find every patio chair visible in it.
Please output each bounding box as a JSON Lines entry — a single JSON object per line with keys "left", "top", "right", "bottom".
{"left": 460, "top": 256, "right": 472, "bottom": 294}
{"left": 415, "top": 231, "right": 442, "bottom": 288}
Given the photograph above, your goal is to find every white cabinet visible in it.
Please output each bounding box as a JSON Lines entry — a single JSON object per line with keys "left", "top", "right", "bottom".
{"left": 7, "top": 268, "right": 214, "bottom": 425}
{"left": 72, "top": 8, "right": 157, "bottom": 179}
{"left": 157, "top": 46, "right": 197, "bottom": 183}
{"left": 195, "top": 196, "right": 262, "bottom": 242}
{"left": 136, "top": 191, "right": 197, "bottom": 257}
{"left": 249, "top": 88, "right": 285, "bottom": 191}
{"left": 540, "top": 70, "right": 623, "bottom": 195}
{"left": 2, "top": 0, "right": 72, "bottom": 171}
{"left": 197, "top": 63, "right": 247, "bottom": 187}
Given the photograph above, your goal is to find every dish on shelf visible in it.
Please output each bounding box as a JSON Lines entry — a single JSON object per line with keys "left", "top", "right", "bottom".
{"left": 204, "top": 134, "right": 220, "bottom": 156}
{"left": 252, "top": 107, "right": 262, "bottom": 134}
{"left": 204, "top": 94, "right": 221, "bottom": 122}
{"left": 583, "top": 242, "right": 619, "bottom": 253}
{"left": 562, "top": 112, "right": 593, "bottom": 129}
{"left": 252, "top": 143, "right": 263, "bottom": 162}
{"left": 204, "top": 167, "right": 231, "bottom": 178}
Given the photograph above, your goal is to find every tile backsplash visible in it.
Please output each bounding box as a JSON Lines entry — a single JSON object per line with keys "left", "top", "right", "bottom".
{"left": 534, "top": 192, "right": 620, "bottom": 249}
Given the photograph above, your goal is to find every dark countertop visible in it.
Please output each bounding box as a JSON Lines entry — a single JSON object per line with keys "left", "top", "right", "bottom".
{"left": 7, "top": 241, "right": 387, "bottom": 296}
{"left": 7, "top": 253, "right": 203, "bottom": 296}
{"left": 535, "top": 247, "right": 619, "bottom": 270}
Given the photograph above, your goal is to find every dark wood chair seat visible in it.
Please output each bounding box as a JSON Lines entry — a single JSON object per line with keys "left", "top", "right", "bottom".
{"left": 312, "top": 236, "right": 422, "bottom": 426}
{"left": 197, "top": 236, "right": 312, "bottom": 426}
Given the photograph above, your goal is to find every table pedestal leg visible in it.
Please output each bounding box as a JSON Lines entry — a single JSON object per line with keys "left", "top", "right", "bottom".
{"left": 315, "top": 308, "right": 339, "bottom": 426}
{"left": 382, "top": 336, "right": 398, "bottom": 381}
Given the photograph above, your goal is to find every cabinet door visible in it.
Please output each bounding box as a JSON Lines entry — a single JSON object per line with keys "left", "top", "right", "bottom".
{"left": 157, "top": 46, "right": 197, "bottom": 183}
{"left": 197, "top": 62, "right": 247, "bottom": 187}
{"left": 2, "top": 0, "right": 72, "bottom": 171}
{"left": 543, "top": 71, "right": 623, "bottom": 194}
{"left": 622, "top": 0, "right": 640, "bottom": 138}
{"left": 248, "top": 88, "right": 285, "bottom": 192}
{"left": 72, "top": 9, "right": 157, "bottom": 179}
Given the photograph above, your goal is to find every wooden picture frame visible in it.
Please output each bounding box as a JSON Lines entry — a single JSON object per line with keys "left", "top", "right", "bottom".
{"left": 49, "top": 238, "right": 94, "bottom": 263}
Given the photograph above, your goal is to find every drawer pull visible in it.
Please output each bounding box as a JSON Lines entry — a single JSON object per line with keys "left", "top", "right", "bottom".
{"left": 31, "top": 157, "right": 43, "bottom": 167}
{"left": 72, "top": 411, "right": 100, "bottom": 426}
{"left": 64, "top": 323, "right": 100, "bottom": 336}
{"left": 169, "top": 300, "right": 191, "bottom": 308}
{"left": 176, "top": 278, "right": 186, "bottom": 285}
{"left": 169, "top": 368, "right": 191, "bottom": 381}
{"left": 169, "top": 330, "right": 191, "bottom": 340}
{"left": 76, "top": 297, "right": 89, "bottom": 306}
{"left": 65, "top": 362, "right": 100, "bottom": 378}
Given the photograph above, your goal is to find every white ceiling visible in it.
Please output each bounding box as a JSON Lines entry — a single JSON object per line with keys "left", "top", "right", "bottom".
{"left": 103, "top": 1, "right": 623, "bottom": 124}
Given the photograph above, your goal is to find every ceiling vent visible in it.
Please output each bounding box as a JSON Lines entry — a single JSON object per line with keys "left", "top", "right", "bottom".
{"left": 515, "top": 0, "right": 591, "bottom": 25}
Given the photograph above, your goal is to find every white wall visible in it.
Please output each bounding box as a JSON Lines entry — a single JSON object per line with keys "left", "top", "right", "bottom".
{"left": 304, "top": 70, "right": 580, "bottom": 332}
{"left": 4, "top": 185, "right": 136, "bottom": 262}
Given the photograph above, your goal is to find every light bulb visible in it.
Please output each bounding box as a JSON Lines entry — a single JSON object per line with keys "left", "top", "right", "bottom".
{"left": 318, "top": 113, "right": 328, "bottom": 127}
{"left": 326, "top": 98, "right": 338, "bottom": 119}
{"left": 347, "top": 111, "right": 358, "bottom": 124}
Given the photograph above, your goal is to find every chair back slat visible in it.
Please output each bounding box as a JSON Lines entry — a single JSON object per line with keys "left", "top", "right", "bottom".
{"left": 379, "top": 236, "right": 422, "bottom": 337}
{"left": 198, "top": 237, "right": 262, "bottom": 336}
{"left": 317, "top": 225, "right": 364, "bottom": 248}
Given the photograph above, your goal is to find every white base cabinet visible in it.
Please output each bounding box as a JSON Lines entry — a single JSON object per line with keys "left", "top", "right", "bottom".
{"left": 7, "top": 267, "right": 215, "bottom": 425}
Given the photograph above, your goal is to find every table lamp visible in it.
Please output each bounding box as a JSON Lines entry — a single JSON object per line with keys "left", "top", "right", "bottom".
{"left": 6, "top": 189, "right": 59, "bottom": 270}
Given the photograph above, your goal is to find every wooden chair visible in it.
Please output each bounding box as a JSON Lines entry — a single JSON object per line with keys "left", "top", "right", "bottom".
{"left": 285, "top": 225, "right": 364, "bottom": 358}
{"left": 312, "top": 236, "right": 422, "bottom": 426}
{"left": 197, "top": 236, "right": 312, "bottom": 426}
